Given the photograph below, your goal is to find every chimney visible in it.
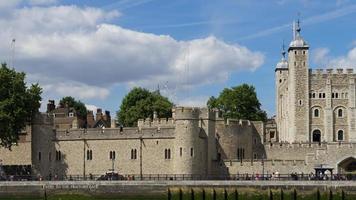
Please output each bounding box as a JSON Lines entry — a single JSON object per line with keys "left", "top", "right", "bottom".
{"left": 87, "top": 110, "right": 95, "bottom": 128}
{"left": 96, "top": 108, "right": 103, "bottom": 121}
{"left": 47, "top": 100, "right": 55, "bottom": 113}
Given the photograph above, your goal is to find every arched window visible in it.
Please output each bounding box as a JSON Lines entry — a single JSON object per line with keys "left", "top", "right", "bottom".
{"left": 312, "top": 93, "right": 316, "bottom": 98}
{"left": 338, "top": 109, "right": 343, "bottom": 118}
{"left": 312, "top": 130, "right": 321, "bottom": 143}
{"left": 314, "top": 108, "right": 319, "bottom": 117}
{"left": 338, "top": 130, "right": 344, "bottom": 141}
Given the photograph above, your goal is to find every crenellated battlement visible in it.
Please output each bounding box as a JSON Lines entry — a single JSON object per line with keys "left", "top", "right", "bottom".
{"left": 137, "top": 117, "right": 175, "bottom": 128}
{"left": 215, "top": 118, "right": 252, "bottom": 127}
{"left": 173, "top": 106, "right": 201, "bottom": 120}
{"left": 55, "top": 126, "right": 175, "bottom": 141}
{"left": 309, "top": 68, "right": 355, "bottom": 76}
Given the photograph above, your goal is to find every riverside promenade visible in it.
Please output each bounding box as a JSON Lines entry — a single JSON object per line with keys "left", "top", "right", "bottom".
{"left": 1, "top": 180, "right": 356, "bottom": 199}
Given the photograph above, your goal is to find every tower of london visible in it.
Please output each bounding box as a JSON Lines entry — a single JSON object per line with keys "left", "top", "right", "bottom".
{"left": 0, "top": 20, "right": 356, "bottom": 179}
{"left": 276, "top": 21, "right": 356, "bottom": 143}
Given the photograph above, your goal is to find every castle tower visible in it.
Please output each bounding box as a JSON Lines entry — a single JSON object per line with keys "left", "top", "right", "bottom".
{"left": 275, "top": 45, "right": 289, "bottom": 142}
{"left": 287, "top": 20, "right": 310, "bottom": 142}
{"left": 173, "top": 107, "right": 210, "bottom": 175}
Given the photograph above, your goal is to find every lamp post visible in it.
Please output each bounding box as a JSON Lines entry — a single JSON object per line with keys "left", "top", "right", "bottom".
{"left": 262, "top": 154, "right": 265, "bottom": 180}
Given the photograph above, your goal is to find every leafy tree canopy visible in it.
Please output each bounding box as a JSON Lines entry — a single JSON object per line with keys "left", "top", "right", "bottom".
{"left": 207, "top": 84, "right": 267, "bottom": 121}
{"left": 59, "top": 96, "right": 87, "bottom": 118}
{"left": 117, "top": 87, "right": 173, "bottom": 127}
{"left": 0, "top": 63, "right": 42, "bottom": 148}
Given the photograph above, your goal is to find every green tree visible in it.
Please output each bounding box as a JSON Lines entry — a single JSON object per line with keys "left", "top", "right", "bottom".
{"left": 59, "top": 96, "right": 87, "bottom": 118}
{"left": 207, "top": 84, "right": 267, "bottom": 121}
{"left": 0, "top": 63, "right": 42, "bottom": 148}
{"left": 117, "top": 87, "right": 173, "bottom": 127}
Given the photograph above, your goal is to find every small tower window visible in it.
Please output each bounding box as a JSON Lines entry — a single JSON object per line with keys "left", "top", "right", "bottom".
{"left": 279, "top": 79, "right": 282, "bottom": 83}
{"left": 190, "top": 148, "right": 194, "bottom": 157}
{"left": 299, "top": 100, "right": 302, "bottom": 106}
{"left": 335, "top": 93, "right": 339, "bottom": 98}
{"left": 338, "top": 130, "right": 344, "bottom": 141}
{"left": 314, "top": 109, "right": 319, "bottom": 118}
{"left": 38, "top": 152, "right": 42, "bottom": 161}
{"left": 312, "top": 93, "right": 316, "bottom": 98}
{"left": 180, "top": 147, "right": 182, "bottom": 157}
{"left": 109, "top": 151, "right": 116, "bottom": 160}
{"left": 332, "top": 93, "right": 335, "bottom": 98}
{"left": 164, "top": 149, "right": 171, "bottom": 159}
{"left": 319, "top": 93, "right": 322, "bottom": 98}
{"left": 338, "top": 109, "right": 343, "bottom": 118}
{"left": 303, "top": 51, "right": 306, "bottom": 55}
{"left": 131, "top": 149, "right": 137, "bottom": 160}
{"left": 295, "top": 51, "right": 297, "bottom": 55}
{"left": 323, "top": 93, "right": 326, "bottom": 98}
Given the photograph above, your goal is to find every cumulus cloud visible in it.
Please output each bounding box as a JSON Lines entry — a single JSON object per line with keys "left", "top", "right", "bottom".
{"left": 312, "top": 48, "right": 330, "bottom": 66}
{"left": 0, "top": 5, "right": 264, "bottom": 104}
{"left": 312, "top": 46, "right": 356, "bottom": 68}
{"left": 329, "top": 48, "right": 356, "bottom": 67}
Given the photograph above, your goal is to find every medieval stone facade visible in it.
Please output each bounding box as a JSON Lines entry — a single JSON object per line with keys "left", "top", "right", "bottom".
{"left": 0, "top": 21, "right": 355, "bottom": 178}
{"left": 275, "top": 21, "right": 356, "bottom": 143}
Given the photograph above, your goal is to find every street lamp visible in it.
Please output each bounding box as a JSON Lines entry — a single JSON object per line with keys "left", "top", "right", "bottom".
{"left": 262, "top": 154, "right": 265, "bottom": 180}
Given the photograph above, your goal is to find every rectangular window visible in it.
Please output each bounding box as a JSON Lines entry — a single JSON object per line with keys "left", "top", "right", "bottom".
{"left": 86, "top": 150, "right": 92, "bottom": 161}
{"left": 109, "top": 151, "right": 115, "bottom": 160}
{"left": 180, "top": 147, "right": 182, "bottom": 157}
{"left": 164, "top": 149, "right": 171, "bottom": 159}
{"left": 38, "top": 152, "right": 41, "bottom": 161}
{"left": 270, "top": 131, "right": 275, "bottom": 139}
{"left": 237, "top": 148, "right": 245, "bottom": 160}
{"left": 131, "top": 149, "right": 137, "bottom": 160}
{"left": 190, "top": 148, "right": 194, "bottom": 157}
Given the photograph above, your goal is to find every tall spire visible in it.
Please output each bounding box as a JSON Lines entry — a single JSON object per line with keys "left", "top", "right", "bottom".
{"left": 289, "top": 17, "right": 308, "bottom": 49}
{"left": 282, "top": 40, "right": 286, "bottom": 59}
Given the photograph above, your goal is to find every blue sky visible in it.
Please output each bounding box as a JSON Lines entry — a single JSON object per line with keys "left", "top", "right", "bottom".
{"left": 1, "top": 0, "right": 356, "bottom": 117}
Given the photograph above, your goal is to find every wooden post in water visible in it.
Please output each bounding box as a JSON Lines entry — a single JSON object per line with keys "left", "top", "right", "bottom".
{"left": 269, "top": 189, "right": 273, "bottom": 200}
{"left": 316, "top": 189, "right": 321, "bottom": 200}
{"left": 167, "top": 188, "right": 172, "bottom": 200}
{"left": 329, "top": 189, "right": 333, "bottom": 200}
{"left": 234, "top": 189, "right": 238, "bottom": 200}
{"left": 293, "top": 189, "right": 297, "bottom": 200}
{"left": 213, "top": 189, "right": 217, "bottom": 200}
{"left": 224, "top": 189, "right": 228, "bottom": 200}
{"left": 191, "top": 188, "right": 195, "bottom": 200}
{"left": 179, "top": 188, "right": 183, "bottom": 200}
{"left": 341, "top": 190, "right": 345, "bottom": 200}
{"left": 280, "top": 188, "right": 284, "bottom": 200}
{"left": 202, "top": 189, "right": 206, "bottom": 200}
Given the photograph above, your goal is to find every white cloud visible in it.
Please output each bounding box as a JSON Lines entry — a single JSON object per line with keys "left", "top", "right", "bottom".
{"left": 329, "top": 48, "right": 356, "bottom": 68}
{"left": 0, "top": 5, "right": 264, "bottom": 104}
{"left": 312, "top": 48, "right": 330, "bottom": 66}
{"left": 312, "top": 46, "right": 356, "bottom": 68}
{"left": 176, "top": 96, "right": 209, "bottom": 107}
{"left": 28, "top": 0, "right": 58, "bottom": 5}
{"left": 85, "top": 104, "right": 98, "bottom": 113}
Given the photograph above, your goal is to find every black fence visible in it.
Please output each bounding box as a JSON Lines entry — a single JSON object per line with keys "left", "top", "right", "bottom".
{"left": 1, "top": 173, "right": 356, "bottom": 181}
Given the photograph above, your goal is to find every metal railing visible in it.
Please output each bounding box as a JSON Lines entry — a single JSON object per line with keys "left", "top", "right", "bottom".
{"left": 1, "top": 173, "right": 356, "bottom": 181}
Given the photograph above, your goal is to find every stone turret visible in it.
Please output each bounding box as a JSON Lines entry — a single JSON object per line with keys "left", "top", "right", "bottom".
{"left": 173, "top": 107, "right": 216, "bottom": 175}
{"left": 287, "top": 20, "right": 310, "bottom": 142}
